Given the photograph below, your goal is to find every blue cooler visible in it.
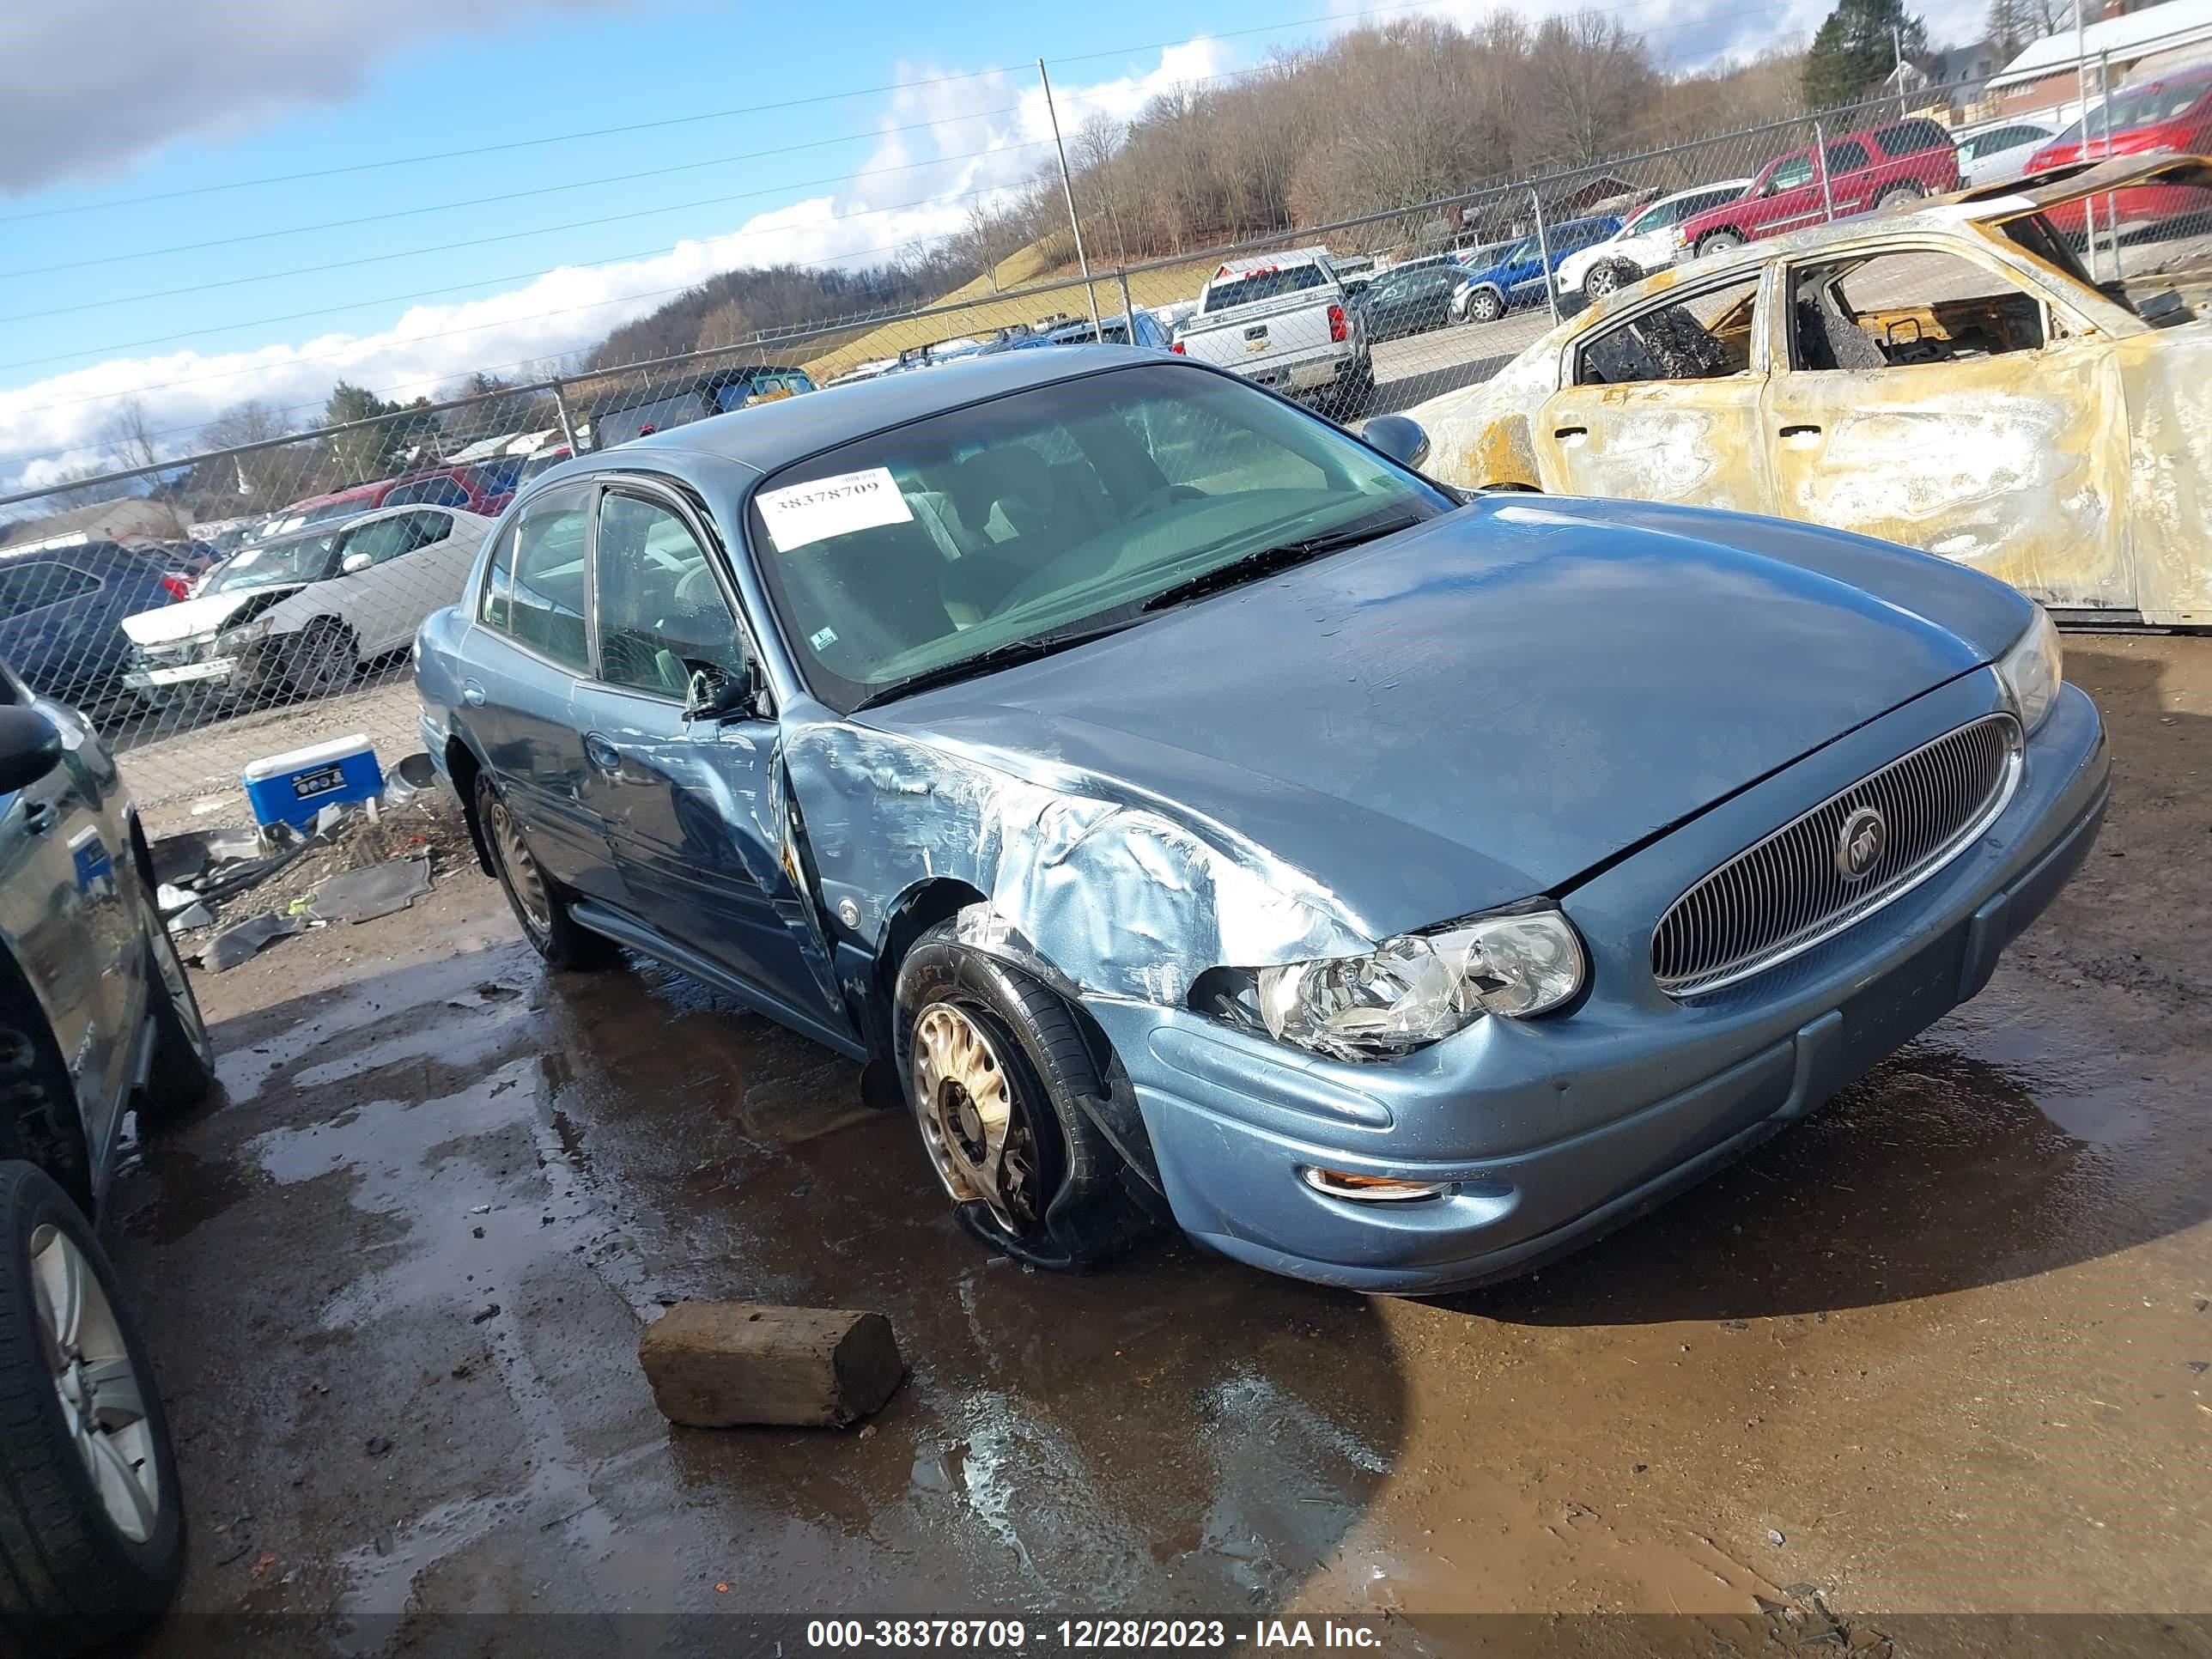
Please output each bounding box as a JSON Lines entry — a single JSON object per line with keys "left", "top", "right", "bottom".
{"left": 242, "top": 734, "right": 381, "bottom": 829}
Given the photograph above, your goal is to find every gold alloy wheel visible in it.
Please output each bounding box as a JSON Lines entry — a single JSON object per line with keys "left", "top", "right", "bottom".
{"left": 909, "top": 1001, "right": 1041, "bottom": 1237}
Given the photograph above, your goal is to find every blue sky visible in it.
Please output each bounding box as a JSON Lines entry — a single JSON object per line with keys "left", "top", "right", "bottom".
{"left": 0, "top": 0, "right": 1982, "bottom": 489}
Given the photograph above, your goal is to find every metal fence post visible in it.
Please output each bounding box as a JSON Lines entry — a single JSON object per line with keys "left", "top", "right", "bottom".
{"left": 549, "top": 377, "right": 581, "bottom": 455}
{"left": 1814, "top": 118, "right": 1836, "bottom": 223}
{"left": 1115, "top": 267, "right": 1137, "bottom": 333}
{"left": 1529, "top": 185, "right": 1559, "bottom": 325}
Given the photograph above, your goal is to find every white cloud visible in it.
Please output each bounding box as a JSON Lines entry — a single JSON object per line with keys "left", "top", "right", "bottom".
{"left": 0, "top": 42, "right": 1230, "bottom": 495}
{"left": 0, "top": 0, "right": 645, "bottom": 195}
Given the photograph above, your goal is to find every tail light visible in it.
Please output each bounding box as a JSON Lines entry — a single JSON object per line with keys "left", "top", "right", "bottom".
{"left": 1328, "top": 304, "right": 1348, "bottom": 343}
{"left": 1170, "top": 340, "right": 1186, "bottom": 355}
{"left": 159, "top": 574, "right": 191, "bottom": 602}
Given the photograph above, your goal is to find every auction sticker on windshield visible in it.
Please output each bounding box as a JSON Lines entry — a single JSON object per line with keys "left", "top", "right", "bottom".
{"left": 756, "top": 467, "right": 914, "bottom": 551}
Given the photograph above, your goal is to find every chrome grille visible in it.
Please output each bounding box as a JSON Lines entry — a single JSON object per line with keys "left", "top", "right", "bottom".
{"left": 1651, "top": 714, "right": 2021, "bottom": 996}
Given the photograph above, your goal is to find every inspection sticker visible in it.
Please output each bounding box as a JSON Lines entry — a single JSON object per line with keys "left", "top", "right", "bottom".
{"left": 756, "top": 466, "right": 914, "bottom": 551}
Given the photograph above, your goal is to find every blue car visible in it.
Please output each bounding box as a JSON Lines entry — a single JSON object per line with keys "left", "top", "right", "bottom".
{"left": 0, "top": 541, "right": 185, "bottom": 708}
{"left": 1453, "top": 215, "right": 1623, "bottom": 324}
{"left": 416, "top": 349, "right": 2106, "bottom": 1293}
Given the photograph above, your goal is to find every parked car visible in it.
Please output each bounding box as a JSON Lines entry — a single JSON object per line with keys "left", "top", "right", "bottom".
{"left": 591, "top": 367, "right": 817, "bottom": 449}
{"left": 2023, "top": 65, "right": 2212, "bottom": 234}
{"left": 417, "top": 347, "right": 2106, "bottom": 1293}
{"left": 1555, "top": 179, "right": 1754, "bottom": 301}
{"left": 0, "top": 659, "right": 214, "bottom": 1655}
{"left": 1674, "top": 117, "right": 1961, "bottom": 256}
{"left": 1452, "top": 216, "right": 1623, "bottom": 323}
{"left": 1407, "top": 155, "right": 2212, "bottom": 629}
{"left": 1352, "top": 260, "right": 1467, "bottom": 341}
{"left": 123, "top": 505, "right": 492, "bottom": 702}
{"left": 276, "top": 463, "right": 513, "bottom": 532}
{"left": 0, "top": 542, "right": 188, "bottom": 708}
{"left": 1954, "top": 119, "right": 2057, "bottom": 185}
{"left": 1169, "top": 246, "right": 1374, "bottom": 415}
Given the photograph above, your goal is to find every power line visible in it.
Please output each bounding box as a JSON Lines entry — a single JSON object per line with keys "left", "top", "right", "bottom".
{"left": 3, "top": 0, "right": 1793, "bottom": 228}
{"left": 0, "top": 140, "right": 1054, "bottom": 349}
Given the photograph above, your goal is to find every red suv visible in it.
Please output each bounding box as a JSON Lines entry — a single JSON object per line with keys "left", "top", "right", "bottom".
{"left": 277, "top": 464, "right": 515, "bottom": 528}
{"left": 1674, "top": 117, "right": 1963, "bottom": 257}
{"left": 2023, "top": 64, "right": 2212, "bottom": 235}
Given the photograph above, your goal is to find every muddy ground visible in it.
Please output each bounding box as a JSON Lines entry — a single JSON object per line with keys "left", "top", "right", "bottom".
{"left": 109, "top": 635, "right": 2211, "bottom": 1656}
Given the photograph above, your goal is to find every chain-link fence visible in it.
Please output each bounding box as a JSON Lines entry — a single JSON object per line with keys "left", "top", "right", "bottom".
{"left": 4, "top": 67, "right": 2209, "bottom": 831}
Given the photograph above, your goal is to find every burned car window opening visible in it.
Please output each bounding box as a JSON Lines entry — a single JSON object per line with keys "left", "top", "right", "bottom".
{"left": 1578, "top": 275, "right": 1763, "bottom": 386}
{"left": 744, "top": 365, "right": 1451, "bottom": 713}
{"left": 1790, "top": 251, "right": 2045, "bottom": 372}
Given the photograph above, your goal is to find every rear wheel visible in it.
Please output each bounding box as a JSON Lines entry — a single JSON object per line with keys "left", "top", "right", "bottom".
{"left": 894, "top": 924, "right": 1152, "bottom": 1272}
{"left": 1875, "top": 180, "right": 1927, "bottom": 209}
{"left": 1695, "top": 228, "right": 1743, "bottom": 256}
{"left": 137, "top": 909, "right": 213, "bottom": 1121}
{"left": 1326, "top": 357, "right": 1375, "bottom": 422}
{"left": 474, "top": 775, "right": 620, "bottom": 972}
{"left": 0, "top": 1160, "right": 185, "bottom": 1658}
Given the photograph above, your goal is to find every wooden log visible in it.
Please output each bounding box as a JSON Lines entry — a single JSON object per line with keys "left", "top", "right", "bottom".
{"left": 638, "top": 1301, "right": 904, "bottom": 1428}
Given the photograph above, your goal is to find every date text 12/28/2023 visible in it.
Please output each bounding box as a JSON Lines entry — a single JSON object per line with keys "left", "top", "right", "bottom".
{"left": 803, "top": 1620, "right": 1387, "bottom": 1650}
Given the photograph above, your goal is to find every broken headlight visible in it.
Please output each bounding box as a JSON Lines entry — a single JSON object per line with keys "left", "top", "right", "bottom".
{"left": 1993, "top": 606, "right": 2062, "bottom": 734}
{"left": 1198, "top": 905, "right": 1586, "bottom": 1062}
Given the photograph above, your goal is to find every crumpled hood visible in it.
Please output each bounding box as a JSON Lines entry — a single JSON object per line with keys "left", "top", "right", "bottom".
{"left": 861, "top": 496, "right": 2030, "bottom": 944}
{"left": 123, "top": 586, "right": 301, "bottom": 646}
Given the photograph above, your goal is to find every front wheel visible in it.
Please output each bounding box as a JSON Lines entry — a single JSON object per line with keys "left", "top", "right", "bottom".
{"left": 282, "top": 620, "right": 357, "bottom": 700}
{"left": 1465, "top": 288, "right": 1504, "bottom": 324}
{"left": 0, "top": 1160, "right": 185, "bottom": 1657}
{"left": 1584, "top": 260, "right": 1638, "bottom": 299}
{"left": 1694, "top": 229, "right": 1743, "bottom": 256}
{"left": 894, "top": 924, "right": 1152, "bottom": 1272}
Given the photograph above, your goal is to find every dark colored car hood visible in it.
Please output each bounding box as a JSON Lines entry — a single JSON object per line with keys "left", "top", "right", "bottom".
{"left": 859, "top": 496, "right": 2030, "bottom": 940}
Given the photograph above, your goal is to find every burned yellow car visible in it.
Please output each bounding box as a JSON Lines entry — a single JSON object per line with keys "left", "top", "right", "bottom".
{"left": 1410, "top": 157, "right": 2212, "bottom": 627}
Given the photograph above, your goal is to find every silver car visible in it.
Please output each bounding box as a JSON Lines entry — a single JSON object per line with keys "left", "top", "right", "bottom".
{"left": 0, "top": 660, "right": 214, "bottom": 1654}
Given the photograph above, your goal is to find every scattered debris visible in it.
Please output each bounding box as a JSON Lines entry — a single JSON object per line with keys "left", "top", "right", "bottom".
{"left": 1767, "top": 1528, "right": 1787, "bottom": 1546}
{"left": 166, "top": 901, "right": 213, "bottom": 933}
{"left": 2185, "top": 1360, "right": 2209, "bottom": 1375}
{"left": 198, "top": 913, "right": 304, "bottom": 973}
{"left": 363, "top": 1435, "right": 393, "bottom": 1458}
{"left": 471, "top": 1304, "right": 501, "bottom": 1324}
{"left": 638, "top": 1301, "right": 905, "bottom": 1429}
{"left": 307, "top": 854, "right": 432, "bottom": 923}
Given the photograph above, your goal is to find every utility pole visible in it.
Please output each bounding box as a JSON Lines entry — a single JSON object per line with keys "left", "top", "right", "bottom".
{"left": 2072, "top": 0, "right": 2099, "bottom": 279}
{"left": 1893, "top": 25, "right": 1908, "bottom": 118}
{"left": 1037, "top": 58, "right": 1103, "bottom": 335}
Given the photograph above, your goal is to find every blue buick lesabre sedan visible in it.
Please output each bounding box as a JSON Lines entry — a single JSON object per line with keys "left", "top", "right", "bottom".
{"left": 415, "top": 348, "right": 2107, "bottom": 1292}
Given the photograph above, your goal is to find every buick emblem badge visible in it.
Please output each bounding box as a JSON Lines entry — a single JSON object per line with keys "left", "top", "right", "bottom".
{"left": 1836, "top": 806, "right": 1887, "bottom": 881}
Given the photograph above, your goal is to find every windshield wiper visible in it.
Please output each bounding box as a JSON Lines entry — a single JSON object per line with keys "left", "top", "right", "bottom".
{"left": 850, "top": 618, "right": 1140, "bottom": 711}
{"left": 1139, "top": 511, "right": 1425, "bottom": 613}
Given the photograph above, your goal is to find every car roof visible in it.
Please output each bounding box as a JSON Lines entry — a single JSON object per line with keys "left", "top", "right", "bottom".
{"left": 584, "top": 346, "right": 1167, "bottom": 480}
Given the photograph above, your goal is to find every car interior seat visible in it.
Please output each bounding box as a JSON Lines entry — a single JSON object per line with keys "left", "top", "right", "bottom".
{"left": 1795, "top": 282, "right": 1888, "bottom": 371}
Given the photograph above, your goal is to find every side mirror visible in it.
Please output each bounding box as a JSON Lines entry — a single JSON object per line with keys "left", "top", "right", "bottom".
{"left": 0, "top": 706, "right": 63, "bottom": 794}
{"left": 683, "top": 662, "right": 759, "bottom": 722}
{"left": 341, "top": 551, "right": 373, "bottom": 575}
{"left": 1362, "top": 414, "right": 1431, "bottom": 472}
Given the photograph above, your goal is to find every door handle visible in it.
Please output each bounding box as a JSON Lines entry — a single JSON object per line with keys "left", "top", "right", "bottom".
{"left": 1553, "top": 425, "right": 1589, "bottom": 443}
{"left": 582, "top": 732, "right": 622, "bottom": 773}
{"left": 21, "top": 799, "right": 57, "bottom": 837}
{"left": 1778, "top": 423, "right": 1823, "bottom": 443}
{"left": 462, "top": 680, "right": 486, "bottom": 707}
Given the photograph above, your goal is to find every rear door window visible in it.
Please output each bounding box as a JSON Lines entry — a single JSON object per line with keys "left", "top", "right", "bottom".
{"left": 0, "top": 560, "right": 100, "bottom": 618}
{"left": 1826, "top": 140, "right": 1871, "bottom": 175}
{"left": 500, "top": 484, "right": 592, "bottom": 669}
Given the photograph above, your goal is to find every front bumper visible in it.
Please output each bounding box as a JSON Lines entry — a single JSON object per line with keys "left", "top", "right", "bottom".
{"left": 1086, "top": 673, "right": 2109, "bottom": 1293}
{"left": 125, "top": 654, "right": 237, "bottom": 690}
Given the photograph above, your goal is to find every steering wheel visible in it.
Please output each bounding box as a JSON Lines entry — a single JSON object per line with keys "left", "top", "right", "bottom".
{"left": 1127, "top": 483, "right": 1206, "bottom": 520}
{"left": 674, "top": 562, "right": 720, "bottom": 607}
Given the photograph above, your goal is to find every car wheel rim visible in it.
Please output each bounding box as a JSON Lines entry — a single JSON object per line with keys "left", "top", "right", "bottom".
{"left": 909, "top": 1001, "right": 1041, "bottom": 1239}
{"left": 487, "top": 800, "right": 552, "bottom": 939}
{"left": 1589, "top": 267, "right": 1617, "bottom": 295}
{"left": 30, "top": 1225, "right": 161, "bottom": 1544}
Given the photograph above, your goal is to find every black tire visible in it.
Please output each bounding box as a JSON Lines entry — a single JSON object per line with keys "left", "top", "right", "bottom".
{"left": 137, "top": 911, "right": 213, "bottom": 1122}
{"left": 472, "top": 774, "right": 620, "bottom": 972}
{"left": 1466, "top": 288, "right": 1504, "bottom": 324}
{"left": 1327, "top": 357, "right": 1376, "bottom": 422}
{"left": 1695, "top": 228, "right": 1743, "bottom": 256}
{"left": 1583, "top": 259, "right": 1638, "bottom": 299}
{"left": 894, "top": 923, "right": 1152, "bottom": 1272}
{"left": 283, "top": 619, "right": 356, "bottom": 700}
{"left": 1875, "top": 181, "right": 1926, "bottom": 209}
{"left": 0, "top": 1160, "right": 185, "bottom": 1658}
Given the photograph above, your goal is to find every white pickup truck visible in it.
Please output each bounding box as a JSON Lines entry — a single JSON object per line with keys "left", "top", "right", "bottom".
{"left": 1169, "top": 247, "right": 1374, "bottom": 416}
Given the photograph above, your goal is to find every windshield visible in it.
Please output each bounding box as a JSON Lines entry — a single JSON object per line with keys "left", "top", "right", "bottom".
{"left": 1202, "top": 263, "right": 1328, "bottom": 312}
{"left": 744, "top": 364, "right": 1451, "bottom": 713}
{"left": 203, "top": 529, "right": 343, "bottom": 594}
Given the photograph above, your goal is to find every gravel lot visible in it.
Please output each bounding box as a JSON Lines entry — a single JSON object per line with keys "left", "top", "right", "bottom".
{"left": 95, "top": 633, "right": 2212, "bottom": 1654}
